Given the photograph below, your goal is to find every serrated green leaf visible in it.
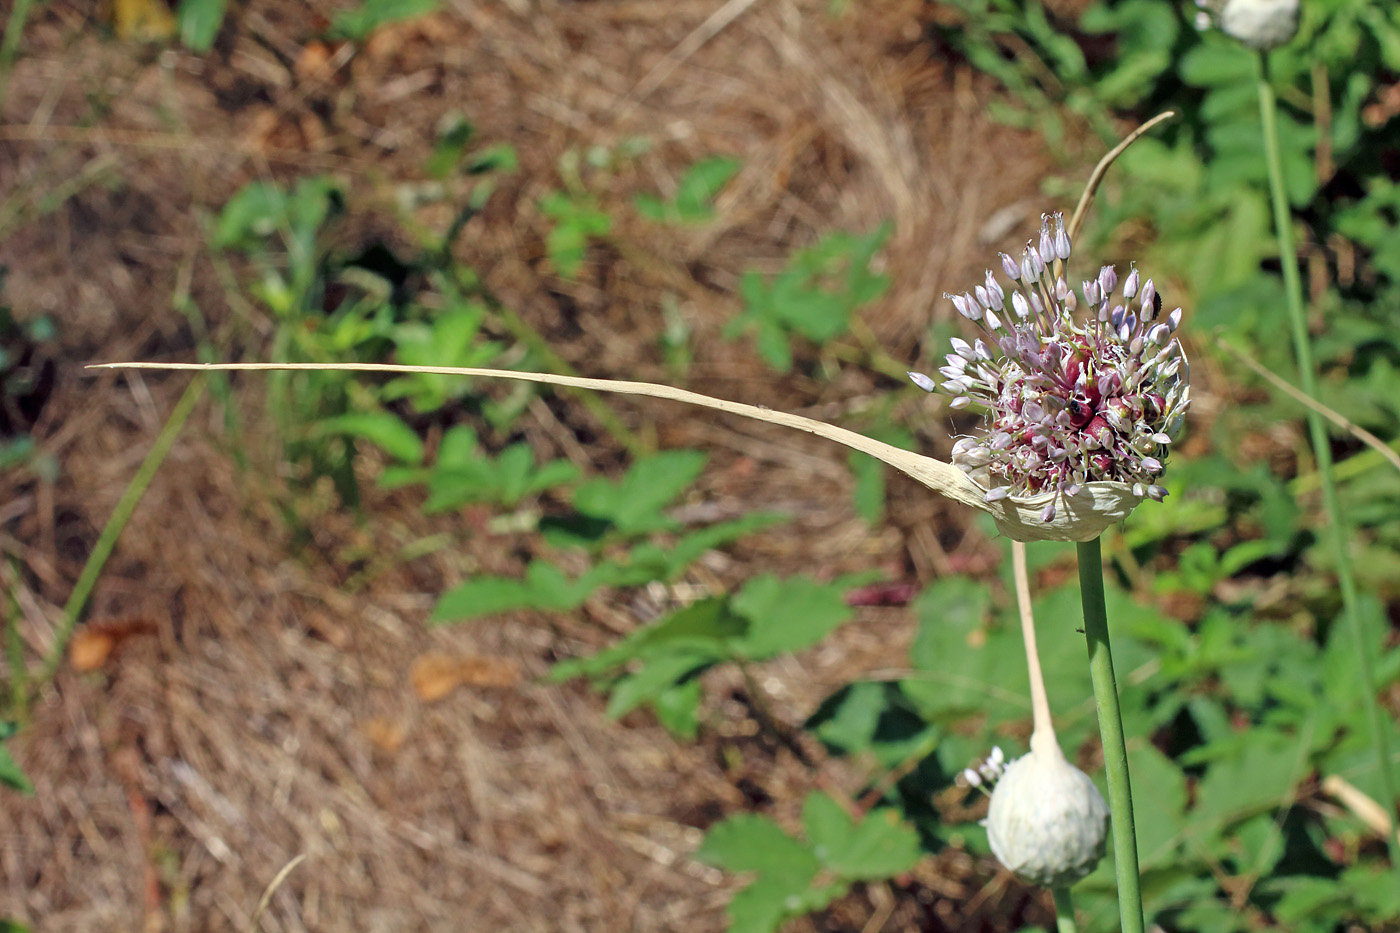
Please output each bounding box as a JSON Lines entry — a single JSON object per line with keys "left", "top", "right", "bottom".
{"left": 651, "top": 677, "right": 703, "bottom": 740}
{"left": 731, "top": 575, "right": 853, "bottom": 659}
{"left": 572, "top": 450, "right": 707, "bottom": 535}
{"left": 698, "top": 814, "right": 819, "bottom": 877}
{"left": 0, "top": 740, "right": 32, "bottom": 795}
{"left": 551, "top": 598, "right": 747, "bottom": 680}
{"left": 320, "top": 412, "right": 424, "bottom": 464}
{"left": 604, "top": 649, "right": 718, "bottom": 720}
{"left": 431, "top": 560, "right": 599, "bottom": 623}
{"left": 803, "top": 792, "right": 920, "bottom": 880}
{"left": 177, "top": 0, "right": 228, "bottom": 50}
{"left": 660, "top": 512, "right": 787, "bottom": 579}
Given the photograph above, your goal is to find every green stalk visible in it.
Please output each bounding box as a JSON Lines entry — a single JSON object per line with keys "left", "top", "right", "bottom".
{"left": 1256, "top": 51, "right": 1400, "bottom": 873}
{"left": 0, "top": 0, "right": 38, "bottom": 101}
{"left": 34, "top": 376, "right": 206, "bottom": 694}
{"left": 1052, "top": 886, "right": 1079, "bottom": 933}
{"left": 1077, "top": 536, "right": 1143, "bottom": 933}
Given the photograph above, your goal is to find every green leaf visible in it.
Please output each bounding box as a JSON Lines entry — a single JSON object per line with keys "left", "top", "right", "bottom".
{"left": 0, "top": 727, "right": 32, "bottom": 795}
{"left": 651, "top": 677, "right": 703, "bottom": 740}
{"left": 731, "top": 575, "right": 853, "bottom": 659}
{"left": 698, "top": 814, "right": 819, "bottom": 877}
{"left": 1128, "top": 744, "right": 1187, "bottom": 869}
{"left": 177, "top": 0, "right": 228, "bottom": 50}
{"left": 674, "top": 157, "right": 740, "bottom": 217}
{"left": 215, "top": 182, "right": 288, "bottom": 249}
{"left": 658, "top": 512, "right": 787, "bottom": 579}
{"left": 848, "top": 449, "right": 885, "bottom": 524}
{"left": 635, "top": 156, "right": 741, "bottom": 224}
{"left": 604, "top": 649, "right": 718, "bottom": 720}
{"left": 803, "top": 792, "right": 920, "bottom": 880}
{"left": 431, "top": 560, "right": 601, "bottom": 623}
{"left": 551, "top": 597, "right": 746, "bottom": 680}
{"left": 1179, "top": 38, "right": 1254, "bottom": 87}
{"left": 319, "top": 412, "right": 424, "bottom": 464}
{"left": 805, "top": 681, "right": 937, "bottom": 767}
{"left": 572, "top": 449, "right": 707, "bottom": 535}
{"left": 726, "top": 874, "right": 829, "bottom": 933}
{"left": 1188, "top": 726, "right": 1309, "bottom": 841}
{"left": 330, "top": 0, "right": 442, "bottom": 41}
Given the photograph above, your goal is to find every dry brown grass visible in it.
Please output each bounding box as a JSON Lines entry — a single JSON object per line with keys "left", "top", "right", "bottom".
{"left": 0, "top": 0, "right": 1090, "bottom": 929}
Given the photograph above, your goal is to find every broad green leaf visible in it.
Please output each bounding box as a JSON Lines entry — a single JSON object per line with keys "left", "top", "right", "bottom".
{"left": 551, "top": 598, "right": 747, "bottom": 680}
{"left": 658, "top": 512, "right": 787, "bottom": 579}
{"left": 651, "top": 677, "right": 703, "bottom": 740}
{"left": 572, "top": 450, "right": 707, "bottom": 535}
{"left": 1127, "top": 744, "right": 1187, "bottom": 870}
{"left": 0, "top": 736, "right": 32, "bottom": 795}
{"left": 731, "top": 575, "right": 853, "bottom": 659}
{"left": 330, "top": 0, "right": 441, "bottom": 40}
{"left": 604, "top": 650, "right": 717, "bottom": 720}
{"left": 431, "top": 561, "right": 599, "bottom": 623}
{"left": 697, "top": 814, "right": 818, "bottom": 878}
{"left": 319, "top": 412, "right": 424, "bottom": 464}
{"left": 848, "top": 449, "right": 885, "bottom": 524}
{"left": 177, "top": 0, "right": 227, "bottom": 50}
{"left": 1189, "top": 726, "right": 1308, "bottom": 840}
{"left": 805, "top": 681, "right": 938, "bottom": 768}
{"left": 803, "top": 792, "right": 920, "bottom": 880}
{"left": 215, "top": 182, "right": 288, "bottom": 249}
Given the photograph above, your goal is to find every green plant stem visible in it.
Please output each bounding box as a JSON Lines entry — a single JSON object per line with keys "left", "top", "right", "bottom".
{"left": 0, "top": 0, "right": 37, "bottom": 101}
{"left": 1052, "top": 886, "right": 1078, "bottom": 933}
{"left": 1076, "top": 536, "right": 1143, "bottom": 933}
{"left": 1256, "top": 51, "right": 1400, "bottom": 874}
{"left": 34, "top": 376, "right": 205, "bottom": 694}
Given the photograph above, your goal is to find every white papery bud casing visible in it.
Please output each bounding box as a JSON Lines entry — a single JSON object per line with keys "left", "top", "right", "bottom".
{"left": 986, "top": 736, "right": 1109, "bottom": 887}
{"left": 1207, "top": 0, "right": 1300, "bottom": 49}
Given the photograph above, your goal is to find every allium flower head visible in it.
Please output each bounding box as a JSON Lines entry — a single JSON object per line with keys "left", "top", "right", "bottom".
{"left": 911, "top": 212, "right": 1190, "bottom": 524}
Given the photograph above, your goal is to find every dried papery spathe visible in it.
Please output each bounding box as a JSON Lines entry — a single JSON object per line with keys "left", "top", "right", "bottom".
{"left": 91, "top": 361, "right": 1146, "bottom": 543}
{"left": 986, "top": 732, "right": 1110, "bottom": 888}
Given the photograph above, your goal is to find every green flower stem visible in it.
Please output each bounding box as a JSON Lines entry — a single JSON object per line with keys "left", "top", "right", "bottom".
{"left": 1077, "top": 536, "right": 1143, "bottom": 933}
{"left": 1257, "top": 51, "right": 1400, "bottom": 875}
{"left": 1052, "top": 886, "right": 1079, "bottom": 933}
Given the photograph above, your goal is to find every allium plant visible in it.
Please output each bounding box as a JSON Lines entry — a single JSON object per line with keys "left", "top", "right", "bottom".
{"left": 910, "top": 212, "right": 1189, "bottom": 523}
{"left": 96, "top": 128, "right": 1187, "bottom": 933}
{"left": 906, "top": 211, "right": 1193, "bottom": 933}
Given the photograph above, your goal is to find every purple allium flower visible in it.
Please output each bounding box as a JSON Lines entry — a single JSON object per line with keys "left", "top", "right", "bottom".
{"left": 911, "top": 213, "right": 1189, "bottom": 519}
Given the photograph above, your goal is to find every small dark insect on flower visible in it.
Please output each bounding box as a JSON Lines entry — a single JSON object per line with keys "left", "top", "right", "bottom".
{"left": 910, "top": 212, "right": 1190, "bottom": 522}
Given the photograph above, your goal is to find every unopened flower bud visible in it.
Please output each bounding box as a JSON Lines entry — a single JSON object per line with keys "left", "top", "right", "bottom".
{"left": 986, "top": 741, "right": 1109, "bottom": 887}
{"left": 1214, "top": 0, "right": 1299, "bottom": 49}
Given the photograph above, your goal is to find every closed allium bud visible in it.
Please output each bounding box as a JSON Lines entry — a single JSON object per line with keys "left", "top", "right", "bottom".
{"left": 986, "top": 737, "right": 1109, "bottom": 887}
{"left": 1195, "top": 0, "right": 1299, "bottom": 50}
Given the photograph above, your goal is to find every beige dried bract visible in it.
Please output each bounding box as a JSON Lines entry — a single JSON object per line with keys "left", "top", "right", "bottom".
{"left": 91, "top": 361, "right": 1144, "bottom": 542}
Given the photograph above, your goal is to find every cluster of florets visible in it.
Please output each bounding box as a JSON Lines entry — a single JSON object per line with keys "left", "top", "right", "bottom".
{"left": 910, "top": 212, "right": 1189, "bottom": 522}
{"left": 962, "top": 746, "right": 1007, "bottom": 789}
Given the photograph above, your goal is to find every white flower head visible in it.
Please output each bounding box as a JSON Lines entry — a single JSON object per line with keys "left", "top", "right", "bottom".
{"left": 986, "top": 738, "right": 1109, "bottom": 887}
{"left": 1195, "top": 0, "right": 1299, "bottom": 50}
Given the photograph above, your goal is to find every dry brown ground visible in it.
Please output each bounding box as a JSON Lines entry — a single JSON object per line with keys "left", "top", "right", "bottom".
{"left": 0, "top": 1, "right": 1100, "bottom": 930}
